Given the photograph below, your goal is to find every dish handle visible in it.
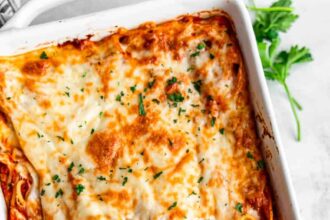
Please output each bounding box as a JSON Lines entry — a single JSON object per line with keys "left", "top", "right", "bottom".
{"left": 1, "top": 0, "right": 75, "bottom": 30}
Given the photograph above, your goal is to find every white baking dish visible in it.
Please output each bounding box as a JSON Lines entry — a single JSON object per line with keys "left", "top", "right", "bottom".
{"left": 0, "top": 0, "right": 300, "bottom": 219}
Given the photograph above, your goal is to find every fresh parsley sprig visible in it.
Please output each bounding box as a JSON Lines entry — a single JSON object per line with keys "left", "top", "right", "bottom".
{"left": 249, "top": 0, "right": 313, "bottom": 141}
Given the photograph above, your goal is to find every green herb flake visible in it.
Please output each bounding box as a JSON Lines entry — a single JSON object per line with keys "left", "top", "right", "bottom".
{"left": 40, "top": 189, "right": 45, "bottom": 196}
{"left": 82, "top": 72, "right": 87, "bottom": 78}
{"left": 235, "top": 202, "right": 243, "bottom": 213}
{"left": 40, "top": 51, "right": 48, "bottom": 59}
{"left": 211, "top": 117, "right": 216, "bottom": 127}
{"left": 219, "top": 128, "right": 225, "bottom": 135}
{"left": 52, "top": 174, "right": 61, "bottom": 183}
{"left": 168, "top": 139, "right": 173, "bottom": 147}
{"left": 196, "top": 43, "right": 205, "bottom": 50}
{"left": 130, "top": 85, "right": 137, "bottom": 93}
{"left": 178, "top": 107, "right": 186, "bottom": 116}
{"left": 153, "top": 171, "right": 163, "bottom": 179}
{"left": 37, "top": 132, "right": 44, "bottom": 138}
{"left": 55, "top": 189, "right": 63, "bottom": 198}
{"left": 190, "top": 51, "right": 200, "bottom": 57}
{"left": 99, "top": 111, "right": 103, "bottom": 117}
{"left": 197, "top": 176, "right": 204, "bottom": 183}
{"left": 246, "top": 152, "right": 254, "bottom": 159}
{"left": 167, "top": 92, "right": 184, "bottom": 102}
{"left": 57, "top": 136, "right": 65, "bottom": 141}
{"left": 90, "top": 128, "right": 95, "bottom": 135}
{"left": 78, "top": 165, "right": 85, "bottom": 175}
{"left": 167, "top": 77, "right": 177, "bottom": 86}
{"left": 257, "top": 160, "right": 266, "bottom": 170}
{"left": 192, "top": 80, "right": 202, "bottom": 94}
{"left": 168, "top": 201, "right": 177, "bottom": 211}
{"left": 152, "top": 99, "right": 160, "bottom": 104}
{"left": 64, "top": 92, "right": 70, "bottom": 97}
{"left": 199, "top": 158, "right": 205, "bottom": 164}
{"left": 68, "top": 162, "right": 74, "bottom": 172}
{"left": 148, "top": 79, "right": 156, "bottom": 88}
{"left": 75, "top": 184, "right": 85, "bottom": 195}
{"left": 187, "top": 66, "right": 195, "bottom": 72}
{"left": 138, "top": 93, "right": 146, "bottom": 116}
{"left": 97, "top": 176, "right": 106, "bottom": 181}
{"left": 209, "top": 53, "right": 215, "bottom": 59}
{"left": 122, "top": 176, "right": 128, "bottom": 186}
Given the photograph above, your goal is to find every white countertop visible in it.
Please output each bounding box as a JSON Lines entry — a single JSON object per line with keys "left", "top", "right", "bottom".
{"left": 20, "top": 0, "right": 330, "bottom": 219}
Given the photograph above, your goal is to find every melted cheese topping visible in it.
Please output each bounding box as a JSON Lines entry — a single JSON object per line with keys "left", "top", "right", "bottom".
{"left": 0, "top": 11, "right": 273, "bottom": 220}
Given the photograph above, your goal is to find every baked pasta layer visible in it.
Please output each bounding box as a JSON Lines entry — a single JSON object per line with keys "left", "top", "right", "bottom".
{"left": 0, "top": 11, "right": 274, "bottom": 220}
{"left": 0, "top": 112, "right": 42, "bottom": 219}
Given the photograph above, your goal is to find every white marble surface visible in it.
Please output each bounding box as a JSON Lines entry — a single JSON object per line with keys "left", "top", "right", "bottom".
{"left": 21, "top": 0, "right": 330, "bottom": 219}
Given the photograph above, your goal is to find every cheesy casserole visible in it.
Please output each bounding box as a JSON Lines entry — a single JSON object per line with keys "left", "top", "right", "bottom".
{"left": 0, "top": 11, "right": 274, "bottom": 220}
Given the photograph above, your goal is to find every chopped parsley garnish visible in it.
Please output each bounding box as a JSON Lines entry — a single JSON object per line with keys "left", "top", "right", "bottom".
{"left": 235, "top": 202, "right": 243, "bottom": 213}
{"left": 211, "top": 117, "right": 216, "bottom": 127}
{"left": 70, "top": 139, "right": 74, "bottom": 144}
{"left": 116, "top": 91, "right": 124, "bottom": 102}
{"left": 130, "top": 85, "right": 137, "bottom": 93}
{"left": 80, "top": 88, "right": 84, "bottom": 92}
{"left": 190, "top": 51, "right": 200, "bottom": 57}
{"left": 52, "top": 174, "right": 61, "bottom": 183}
{"left": 219, "top": 128, "right": 225, "bottom": 135}
{"left": 68, "top": 162, "right": 74, "bottom": 172}
{"left": 138, "top": 93, "right": 146, "bottom": 116}
{"left": 128, "top": 168, "right": 133, "bottom": 173}
{"left": 75, "top": 184, "right": 85, "bottom": 195}
{"left": 99, "top": 111, "right": 103, "bottom": 117}
{"left": 90, "top": 128, "right": 95, "bottom": 135}
{"left": 97, "top": 176, "right": 106, "bottom": 181}
{"left": 197, "top": 176, "right": 204, "bottom": 183}
{"left": 168, "top": 139, "right": 173, "bottom": 146}
{"left": 57, "top": 136, "right": 65, "bottom": 141}
{"left": 209, "top": 53, "right": 215, "bottom": 59}
{"left": 199, "top": 158, "right": 205, "bottom": 164}
{"left": 178, "top": 107, "right": 186, "bottom": 116}
{"left": 187, "top": 66, "right": 195, "bottom": 72}
{"left": 100, "top": 95, "right": 104, "bottom": 100}
{"left": 153, "top": 171, "right": 163, "bottom": 179}
{"left": 196, "top": 43, "right": 206, "bottom": 50}
{"left": 192, "top": 80, "right": 202, "bottom": 94}
{"left": 78, "top": 165, "right": 85, "bottom": 175}
{"left": 152, "top": 99, "right": 160, "bottom": 104}
{"left": 40, "top": 51, "right": 48, "bottom": 59}
{"left": 257, "top": 160, "right": 266, "bottom": 169}
{"left": 168, "top": 201, "right": 177, "bottom": 211}
{"left": 191, "top": 104, "right": 200, "bottom": 108}
{"left": 167, "top": 77, "right": 177, "bottom": 86}
{"left": 37, "top": 132, "right": 44, "bottom": 138}
{"left": 64, "top": 92, "right": 70, "bottom": 97}
{"left": 122, "top": 176, "right": 128, "bottom": 186}
{"left": 6, "top": 97, "right": 11, "bottom": 100}
{"left": 40, "top": 189, "right": 45, "bottom": 196}
{"left": 82, "top": 71, "right": 87, "bottom": 78}
{"left": 167, "top": 92, "right": 184, "bottom": 102}
{"left": 55, "top": 189, "right": 63, "bottom": 198}
{"left": 247, "top": 152, "right": 254, "bottom": 159}
{"left": 148, "top": 79, "right": 156, "bottom": 88}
